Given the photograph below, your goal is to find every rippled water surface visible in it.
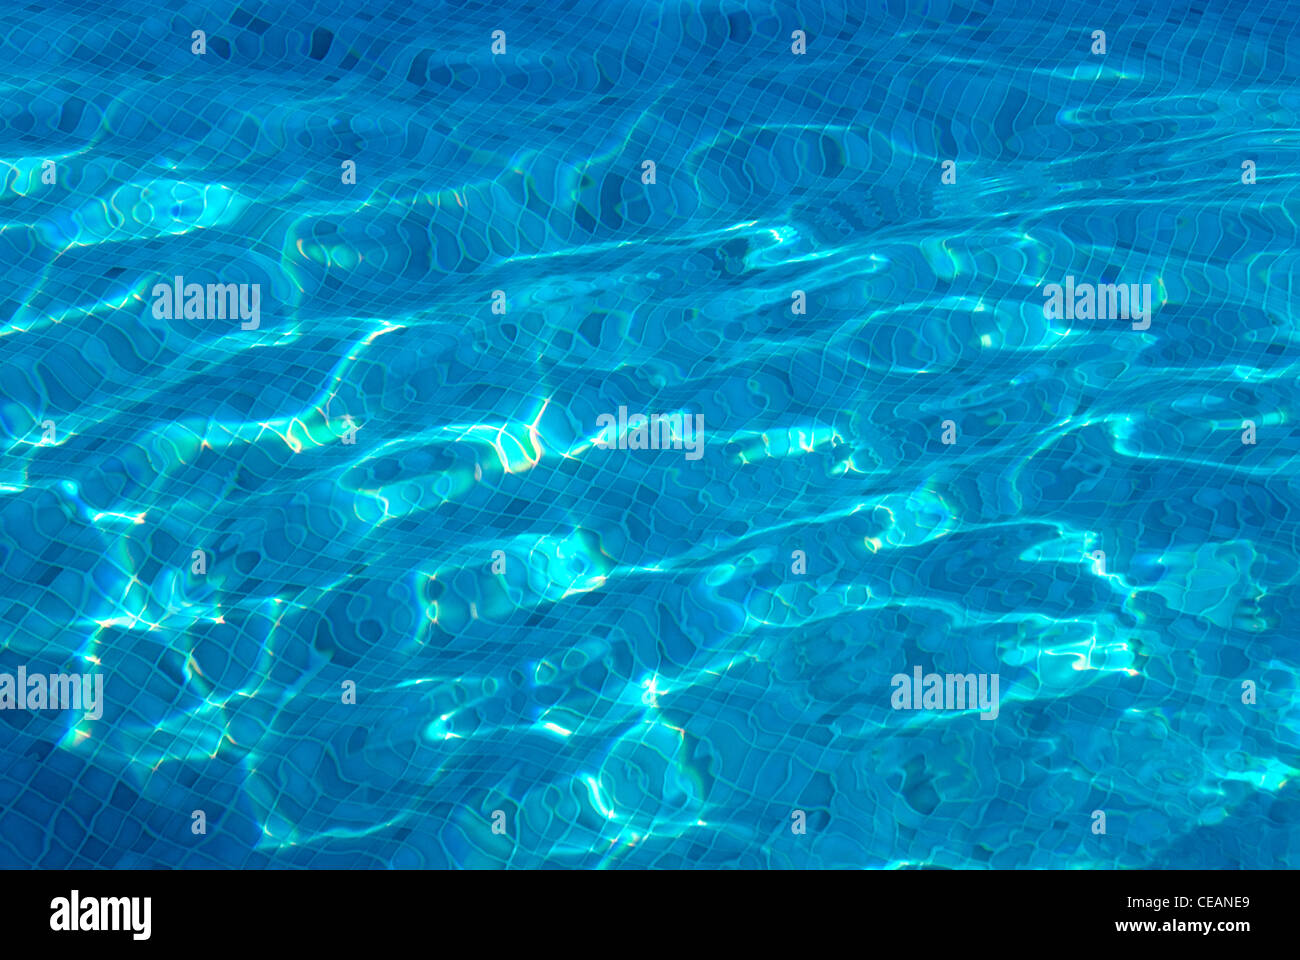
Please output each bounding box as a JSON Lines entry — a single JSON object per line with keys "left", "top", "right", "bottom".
{"left": 1, "top": 0, "right": 1298, "bottom": 868}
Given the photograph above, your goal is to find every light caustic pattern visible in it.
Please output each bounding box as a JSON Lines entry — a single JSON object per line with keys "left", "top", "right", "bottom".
{"left": 0, "top": 0, "right": 1298, "bottom": 868}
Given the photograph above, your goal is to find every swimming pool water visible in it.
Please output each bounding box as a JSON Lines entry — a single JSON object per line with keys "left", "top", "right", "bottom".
{"left": 0, "top": 0, "right": 1298, "bottom": 868}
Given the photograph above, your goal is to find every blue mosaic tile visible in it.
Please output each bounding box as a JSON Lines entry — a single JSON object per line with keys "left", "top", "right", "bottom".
{"left": 0, "top": 0, "right": 1297, "bottom": 869}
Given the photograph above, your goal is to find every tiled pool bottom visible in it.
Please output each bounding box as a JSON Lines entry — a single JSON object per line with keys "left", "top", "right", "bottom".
{"left": 1, "top": 0, "right": 1298, "bottom": 868}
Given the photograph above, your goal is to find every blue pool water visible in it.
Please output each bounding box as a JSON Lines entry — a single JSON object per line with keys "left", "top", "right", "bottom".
{"left": 1, "top": 0, "right": 1298, "bottom": 869}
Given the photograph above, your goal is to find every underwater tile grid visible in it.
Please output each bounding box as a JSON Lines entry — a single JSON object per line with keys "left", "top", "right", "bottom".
{"left": 0, "top": 0, "right": 1298, "bottom": 869}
